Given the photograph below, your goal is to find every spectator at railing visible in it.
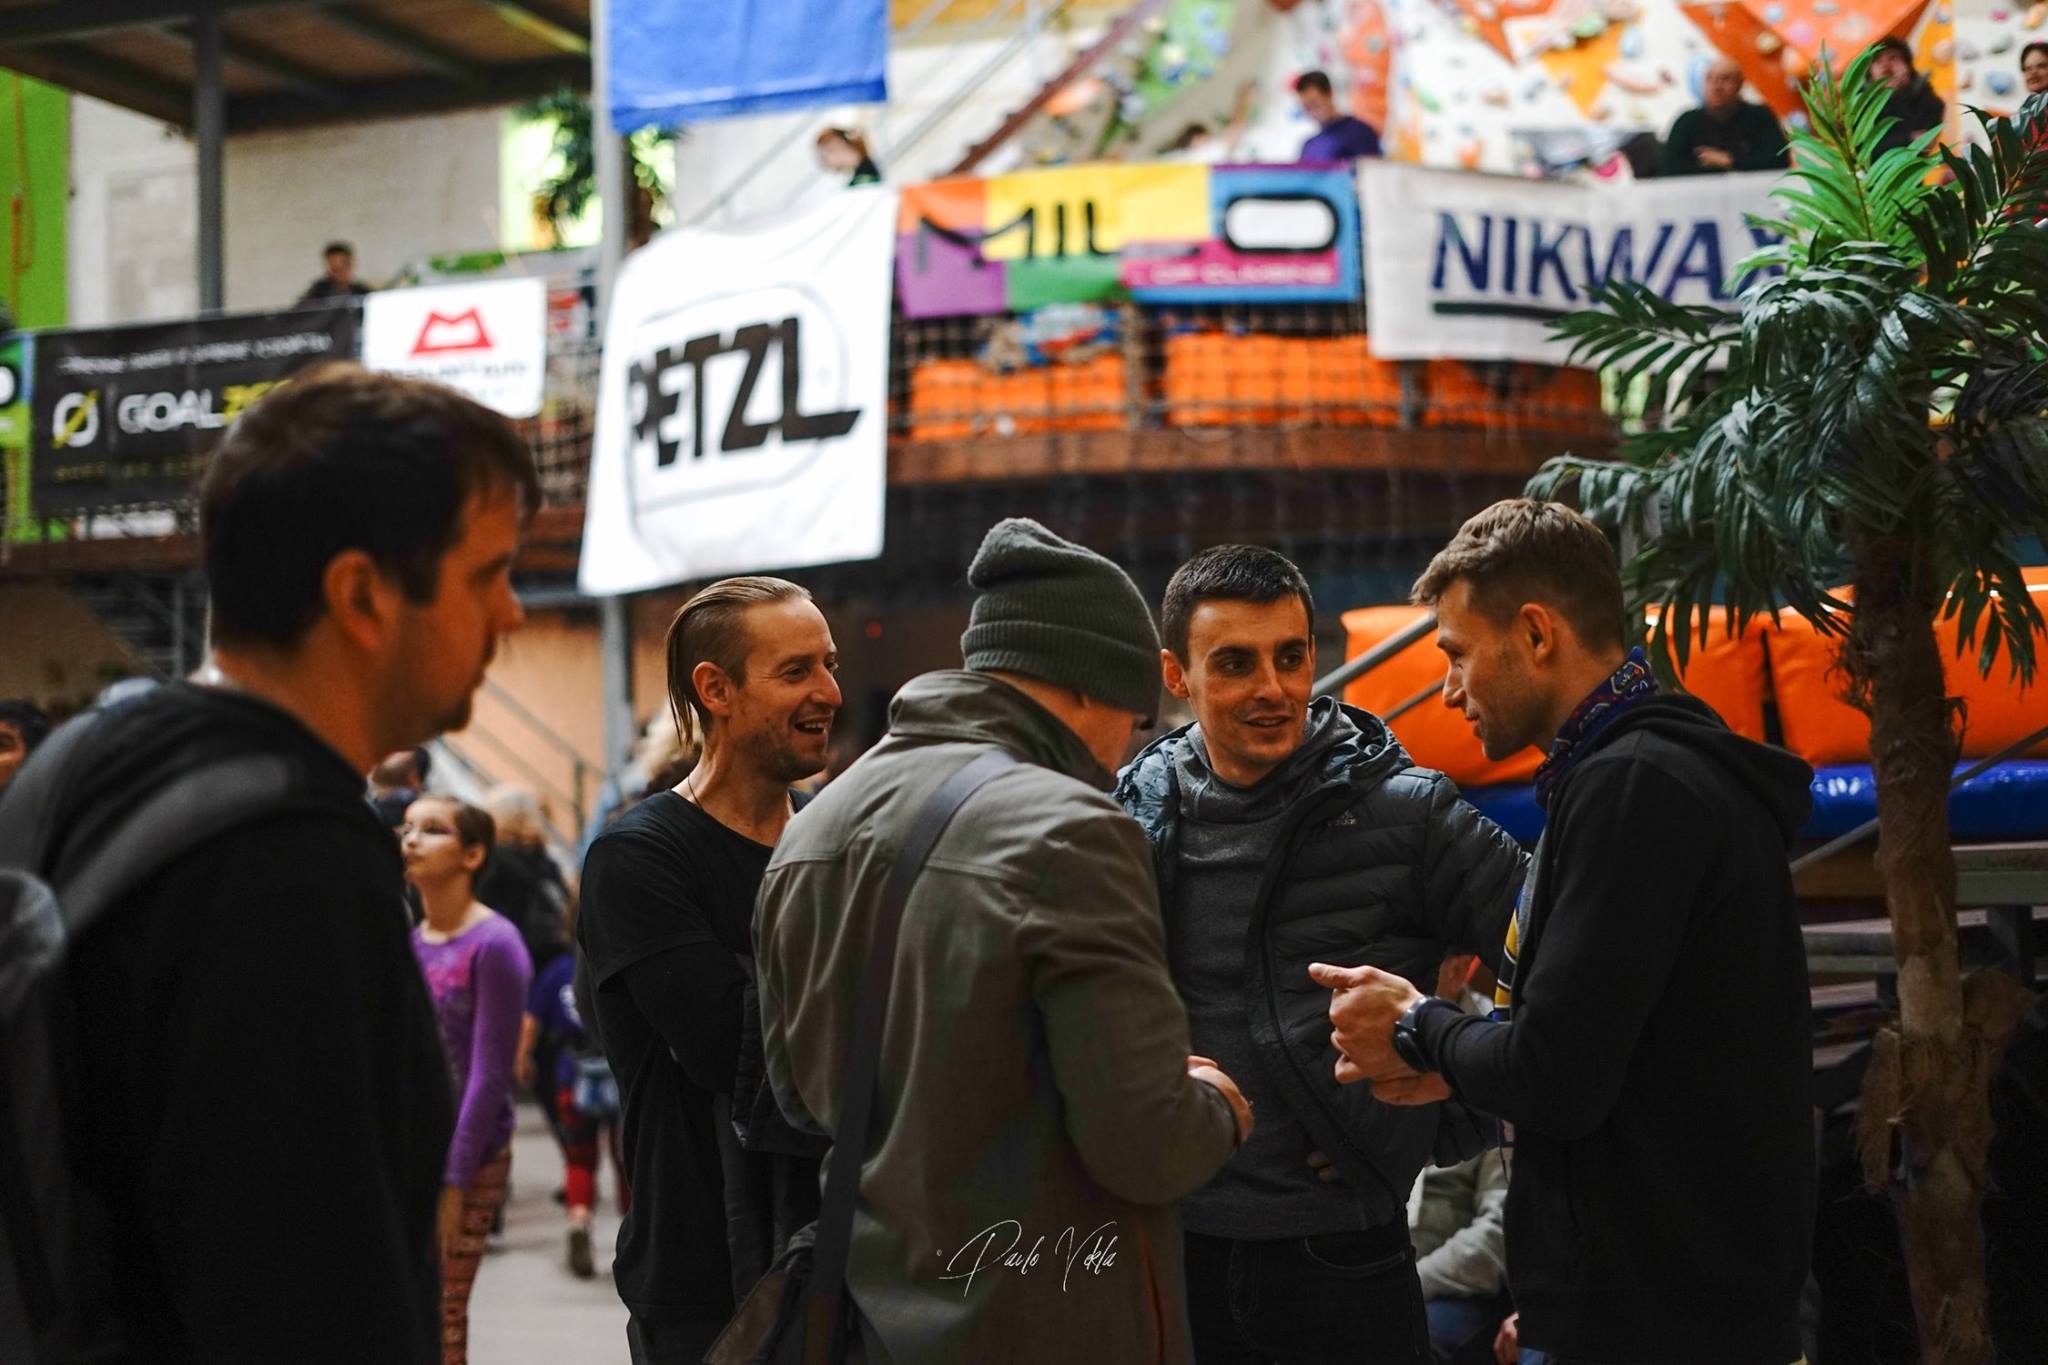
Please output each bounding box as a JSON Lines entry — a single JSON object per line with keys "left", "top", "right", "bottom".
{"left": 299, "top": 240, "right": 371, "bottom": 305}
{"left": 1661, "top": 57, "right": 1789, "bottom": 176}
{"left": 816, "top": 127, "right": 881, "bottom": 186}
{"left": 1161, "top": 79, "right": 1256, "bottom": 164}
{"left": 1868, "top": 37, "right": 1944, "bottom": 157}
{"left": 1294, "top": 69, "right": 1382, "bottom": 162}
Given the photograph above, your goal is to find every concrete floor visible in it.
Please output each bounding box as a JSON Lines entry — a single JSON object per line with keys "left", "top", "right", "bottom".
{"left": 466, "top": 1105, "right": 632, "bottom": 1363}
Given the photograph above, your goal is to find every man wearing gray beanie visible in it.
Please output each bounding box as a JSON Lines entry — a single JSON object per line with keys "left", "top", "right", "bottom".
{"left": 754, "top": 519, "right": 1252, "bottom": 1364}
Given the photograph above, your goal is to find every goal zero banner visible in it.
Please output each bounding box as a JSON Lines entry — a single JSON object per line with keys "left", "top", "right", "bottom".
{"left": 31, "top": 306, "right": 357, "bottom": 511}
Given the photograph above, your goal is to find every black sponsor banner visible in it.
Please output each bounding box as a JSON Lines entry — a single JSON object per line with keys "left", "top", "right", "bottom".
{"left": 30, "top": 305, "right": 357, "bottom": 511}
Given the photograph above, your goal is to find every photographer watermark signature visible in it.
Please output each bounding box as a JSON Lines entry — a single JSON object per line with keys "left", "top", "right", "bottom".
{"left": 934, "top": 1220, "right": 1120, "bottom": 1296}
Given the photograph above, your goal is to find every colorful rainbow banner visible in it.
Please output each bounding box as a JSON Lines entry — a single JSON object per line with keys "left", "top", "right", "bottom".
{"left": 895, "top": 163, "right": 1361, "bottom": 319}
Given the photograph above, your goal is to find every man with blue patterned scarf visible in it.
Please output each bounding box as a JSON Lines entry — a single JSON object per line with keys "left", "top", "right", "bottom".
{"left": 1315, "top": 500, "right": 1815, "bottom": 1365}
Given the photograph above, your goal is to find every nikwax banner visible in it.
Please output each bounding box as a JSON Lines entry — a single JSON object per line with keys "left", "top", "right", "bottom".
{"left": 897, "top": 162, "right": 1361, "bottom": 319}
{"left": 607, "top": 0, "right": 887, "bottom": 130}
{"left": 1361, "top": 162, "right": 1784, "bottom": 363}
{"left": 363, "top": 277, "right": 546, "bottom": 418}
{"left": 31, "top": 307, "right": 355, "bottom": 512}
{"left": 579, "top": 186, "right": 898, "bottom": 596}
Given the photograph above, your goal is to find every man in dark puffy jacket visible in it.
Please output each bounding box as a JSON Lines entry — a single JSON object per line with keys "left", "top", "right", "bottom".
{"left": 1113, "top": 544, "right": 1526, "bottom": 1364}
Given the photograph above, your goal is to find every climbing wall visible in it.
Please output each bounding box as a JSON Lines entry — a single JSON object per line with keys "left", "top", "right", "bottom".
{"left": 1005, "top": 0, "right": 2037, "bottom": 174}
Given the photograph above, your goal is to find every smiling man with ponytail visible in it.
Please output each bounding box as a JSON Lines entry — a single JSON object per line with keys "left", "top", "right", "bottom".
{"left": 576, "top": 576, "right": 842, "bottom": 1364}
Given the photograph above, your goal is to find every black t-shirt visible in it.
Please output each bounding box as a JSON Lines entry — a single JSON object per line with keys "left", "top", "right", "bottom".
{"left": 577, "top": 792, "right": 771, "bottom": 1318}
{"left": 298, "top": 277, "right": 369, "bottom": 304}
{"left": 51, "top": 683, "right": 452, "bottom": 1363}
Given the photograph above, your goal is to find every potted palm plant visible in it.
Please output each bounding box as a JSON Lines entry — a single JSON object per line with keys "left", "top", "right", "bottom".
{"left": 1528, "top": 50, "right": 2048, "bottom": 1363}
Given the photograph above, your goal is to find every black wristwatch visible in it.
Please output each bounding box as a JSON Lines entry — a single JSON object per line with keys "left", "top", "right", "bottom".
{"left": 1391, "top": 996, "right": 1459, "bottom": 1073}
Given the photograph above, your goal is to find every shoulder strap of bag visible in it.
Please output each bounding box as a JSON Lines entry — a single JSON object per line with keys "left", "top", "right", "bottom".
{"left": 799, "top": 748, "right": 1017, "bottom": 1365}
{"left": 0, "top": 729, "right": 307, "bottom": 1365}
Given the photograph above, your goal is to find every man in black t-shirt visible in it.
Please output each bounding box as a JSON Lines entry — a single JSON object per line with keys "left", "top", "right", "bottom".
{"left": 579, "top": 575, "right": 841, "bottom": 1364}
{"left": 299, "top": 240, "right": 371, "bottom": 305}
{"left": 15, "top": 366, "right": 539, "bottom": 1362}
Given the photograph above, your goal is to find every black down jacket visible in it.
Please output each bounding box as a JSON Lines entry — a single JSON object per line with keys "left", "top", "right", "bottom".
{"left": 1114, "top": 700, "right": 1528, "bottom": 1226}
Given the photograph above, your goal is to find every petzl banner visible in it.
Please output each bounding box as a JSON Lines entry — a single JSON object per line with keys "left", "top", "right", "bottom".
{"left": 363, "top": 277, "right": 546, "bottom": 418}
{"left": 579, "top": 186, "right": 898, "bottom": 596}
{"left": 1362, "top": 162, "right": 1783, "bottom": 363}
{"left": 607, "top": 0, "right": 887, "bottom": 130}
{"left": 31, "top": 307, "right": 355, "bottom": 512}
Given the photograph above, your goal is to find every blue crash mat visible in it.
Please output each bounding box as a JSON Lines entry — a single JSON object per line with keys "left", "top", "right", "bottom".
{"left": 1462, "top": 759, "right": 2048, "bottom": 848}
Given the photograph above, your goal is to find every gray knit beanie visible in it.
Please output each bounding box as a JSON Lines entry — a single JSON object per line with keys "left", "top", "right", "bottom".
{"left": 961, "top": 518, "right": 1161, "bottom": 720}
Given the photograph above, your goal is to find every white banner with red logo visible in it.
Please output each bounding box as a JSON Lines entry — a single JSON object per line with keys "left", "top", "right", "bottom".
{"left": 362, "top": 277, "right": 546, "bottom": 418}
{"left": 578, "top": 186, "right": 898, "bottom": 597}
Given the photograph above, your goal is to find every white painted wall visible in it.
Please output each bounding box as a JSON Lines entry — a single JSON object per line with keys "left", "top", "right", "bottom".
{"left": 68, "top": 95, "right": 199, "bottom": 327}
{"left": 222, "top": 106, "right": 506, "bottom": 311}
{"left": 66, "top": 96, "right": 509, "bottom": 325}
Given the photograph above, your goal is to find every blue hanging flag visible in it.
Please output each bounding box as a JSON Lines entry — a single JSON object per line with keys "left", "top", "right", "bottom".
{"left": 606, "top": 0, "right": 889, "bottom": 131}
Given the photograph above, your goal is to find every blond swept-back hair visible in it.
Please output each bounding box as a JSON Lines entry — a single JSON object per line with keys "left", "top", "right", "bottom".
{"left": 1411, "top": 499, "right": 1627, "bottom": 649}
{"left": 482, "top": 784, "right": 549, "bottom": 848}
{"left": 664, "top": 577, "right": 812, "bottom": 748}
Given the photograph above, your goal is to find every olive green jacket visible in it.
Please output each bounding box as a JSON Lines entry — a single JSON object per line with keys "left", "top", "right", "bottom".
{"left": 756, "top": 670, "right": 1239, "bottom": 1364}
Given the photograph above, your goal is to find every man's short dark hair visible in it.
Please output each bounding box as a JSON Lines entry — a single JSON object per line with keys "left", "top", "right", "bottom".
{"left": 1871, "top": 36, "right": 1915, "bottom": 67}
{"left": 0, "top": 699, "right": 52, "bottom": 752}
{"left": 1411, "top": 499, "right": 1626, "bottom": 650}
{"left": 323, "top": 241, "right": 353, "bottom": 258}
{"left": 1160, "top": 545, "right": 1315, "bottom": 661}
{"left": 1294, "top": 70, "right": 1333, "bottom": 98}
{"left": 2022, "top": 41, "right": 2048, "bottom": 67}
{"left": 200, "top": 364, "right": 540, "bottom": 648}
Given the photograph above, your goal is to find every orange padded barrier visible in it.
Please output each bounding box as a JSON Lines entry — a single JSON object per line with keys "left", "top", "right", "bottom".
{"left": 1163, "top": 333, "right": 1402, "bottom": 428}
{"left": 907, "top": 355, "right": 1127, "bottom": 443}
{"left": 1765, "top": 568, "right": 2048, "bottom": 766}
{"left": 1420, "top": 361, "right": 1604, "bottom": 431}
{"left": 1642, "top": 607, "right": 1772, "bottom": 744}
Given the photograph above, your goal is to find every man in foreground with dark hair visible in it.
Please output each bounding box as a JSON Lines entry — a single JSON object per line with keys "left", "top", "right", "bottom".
{"left": 1294, "top": 69, "right": 1382, "bottom": 161}
{"left": 8, "top": 364, "right": 536, "bottom": 1361}
{"left": 1114, "top": 544, "right": 1524, "bottom": 1364}
{"left": 1313, "top": 499, "right": 1814, "bottom": 1364}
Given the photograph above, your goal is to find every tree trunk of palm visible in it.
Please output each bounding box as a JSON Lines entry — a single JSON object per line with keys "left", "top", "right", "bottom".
{"left": 1847, "top": 532, "right": 2025, "bottom": 1364}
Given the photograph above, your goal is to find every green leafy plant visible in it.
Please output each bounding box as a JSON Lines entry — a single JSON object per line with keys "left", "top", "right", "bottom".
{"left": 517, "top": 87, "right": 679, "bottom": 245}
{"left": 1529, "top": 50, "right": 2048, "bottom": 1363}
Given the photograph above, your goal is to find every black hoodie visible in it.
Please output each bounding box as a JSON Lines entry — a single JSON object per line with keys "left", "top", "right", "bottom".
{"left": 1414, "top": 694, "right": 1815, "bottom": 1364}
{"left": 31, "top": 683, "right": 452, "bottom": 1363}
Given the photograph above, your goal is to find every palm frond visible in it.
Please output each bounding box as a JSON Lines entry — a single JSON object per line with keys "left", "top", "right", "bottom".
{"left": 1536, "top": 46, "right": 2048, "bottom": 685}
